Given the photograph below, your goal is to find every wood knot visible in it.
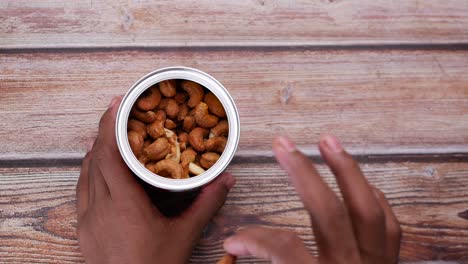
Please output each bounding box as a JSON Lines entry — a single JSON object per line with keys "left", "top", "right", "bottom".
{"left": 121, "top": 11, "right": 134, "bottom": 31}
{"left": 280, "top": 84, "right": 293, "bottom": 105}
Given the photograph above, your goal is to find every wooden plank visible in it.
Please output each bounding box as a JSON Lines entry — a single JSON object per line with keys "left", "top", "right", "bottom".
{"left": 0, "top": 161, "right": 467, "bottom": 262}
{"left": 1, "top": 49, "right": 467, "bottom": 161}
{"left": 1, "top": 0, "right": 468, "bottom": 48}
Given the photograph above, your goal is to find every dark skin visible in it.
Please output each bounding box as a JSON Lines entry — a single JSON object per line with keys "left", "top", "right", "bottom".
{"left": 77, "top": 97, "right": 401, "bottom": 263}
{"left": 77, "top": 97, "right": 235, "bottom": 264}
{"left": 223, "top": 136, "right": 401, "bottom": 264}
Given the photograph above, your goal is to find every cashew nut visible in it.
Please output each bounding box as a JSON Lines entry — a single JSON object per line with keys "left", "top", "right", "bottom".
{"left": 164, "top": 128, "right": 181, "bottom": 163}
{"left": 143, "top": 137, "right": 171, "bottom": 161}
{"left": 181, "top": 148, "right": 197, "bottom": 178}
{"left": 164, "top": 119, "right": 177, "bottom": 129}
{"left": 145, "top": 162, "right": 156, "bottom": 173}
{"left": 131, "top": 108, "right": 157, "bottom": 123}
{"left": 210, "top": 120, "right": 229, "bottom": 138}
{"left": 188, "top": 162, "right": 205, "bottom": 176}
{"left": 204, "top": 92, "right": 226, "bottom": 117}
{"left": 194, "top": 102, "right": 219, "bottom": 128}
{"left": 181, "top": 148, "right": 197, "bottom": 166}
{"left": 200, "top": 152, "right": 220, "bottom": 169}
{"left": 153, "top": 159, "right": 186, "bottom": 179}
{"left": 177, "top": 103, "right": 189, "bottom": 121}
{"left": 159, "top": 80, "right": 177, "bottom": 97}
{"left": 189, "top": 127, "right": 209, "bottom": 152}
{"left": 158, "top": 98, "right": 179, "bottom": 119}
{"left": 174, "top": 92, "right": 188, "bottom": 104}
{"left": 205, "top": 136, "right": 227, "bottom": 154}
{"left": 217, "top": 254, "right": 236, "bottom": 264}
{"left": 181, "top": 80, "right": 204, "bottom": 108}
{"left": 143, "top": 139, "right": 152, "bottom": 149}
{"left": 154, "top": 109, "right": 166, "bottom": 121}
{"left": 147, "top": 119, "right": 165, "bottom": 139}
{"left": 128, "top": 130, "right": 144, "bottom": 158}
{"left": 178, "top": 132, "right": 188, "bottom": 151}
{"left": 183, "top": 116, "right": 196, "bottom": 132}
{"left": 136, "top": 86, "right": 161, "bottom": 111}
{"left": 128, "top": 118, "right": 147, "bottom": 139}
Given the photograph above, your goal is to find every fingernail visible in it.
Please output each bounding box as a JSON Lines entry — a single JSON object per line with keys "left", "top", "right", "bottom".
{"left": 109, "top": 96, "right": 119, "bottom": 108}
{"left": 322, "top": 135, "right": 343, "bottom": 153}
{"left": 225, "top": 236, "right": 235, "bottom": 244}
{"left": 275, "top": 136, "right": 296, "bottom": 153}
{"left": 224, "top": 237, "right": 244, "bottom": 253}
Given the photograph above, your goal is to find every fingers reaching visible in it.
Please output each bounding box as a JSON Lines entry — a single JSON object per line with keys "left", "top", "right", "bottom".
{"left": 319, "top": 135, "right": 387, "bottom": 262}
{"left": 180, "top": 173, "right": 235, "bottom": 232}
{"left": 224, "top": 226, "right": 315, "bottom": 263}
{"left": 272, "top": 136, "right": 361, "bottom": 263}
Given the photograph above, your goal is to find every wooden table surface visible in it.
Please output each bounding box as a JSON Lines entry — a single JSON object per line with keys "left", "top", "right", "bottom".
{"left": 1, "top": 1, "right": 468, "bottom": 263}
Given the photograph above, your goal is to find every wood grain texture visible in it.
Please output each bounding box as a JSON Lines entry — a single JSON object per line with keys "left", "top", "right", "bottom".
{"left": 1, "top": 0, "right": 468, "bottom": 48}
{"left": 1, "top": 162, "right": 467, "bottom": 263}
{"left": 1, "top": 49, "right": 467, "bottom": 161}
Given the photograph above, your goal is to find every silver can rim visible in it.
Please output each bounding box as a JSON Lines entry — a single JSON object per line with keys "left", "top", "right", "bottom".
{"left": 116, "top": 66, "right": 240, "bottom": 191}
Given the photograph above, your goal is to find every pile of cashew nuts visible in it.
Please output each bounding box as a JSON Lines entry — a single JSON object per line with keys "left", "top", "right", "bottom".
{"left": 127, "top": 80, "right": 229, "bottom": 179}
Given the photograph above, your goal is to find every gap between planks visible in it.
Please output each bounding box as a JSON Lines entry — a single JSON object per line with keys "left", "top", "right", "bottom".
{"left": 2, "top": 43, "right": 468, "bottom": 54}
{"left": 1, "top": 147, "right": 467, "bottom": 168}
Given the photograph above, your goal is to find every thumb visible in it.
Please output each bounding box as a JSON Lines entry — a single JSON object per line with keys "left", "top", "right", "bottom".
{"left": 223, "top": 226, "right": 316, "bottom": 264}
{"left": 181, "top": 173, "right": 235, "bottom": 231}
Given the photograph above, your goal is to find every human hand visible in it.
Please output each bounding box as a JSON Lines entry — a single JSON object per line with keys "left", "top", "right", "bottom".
{"left": 223, "top": 136, "right": 401, "bottom": 264}
{"left": 76, "top": 97, "right": 235, "bottom": 264}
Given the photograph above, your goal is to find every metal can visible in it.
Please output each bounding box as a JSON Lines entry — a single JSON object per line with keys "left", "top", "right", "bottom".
{"left": 116, "top": 66, "right": 240, "bottom": 192}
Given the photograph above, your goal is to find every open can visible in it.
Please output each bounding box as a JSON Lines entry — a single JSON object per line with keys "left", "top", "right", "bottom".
{"left": 116, "top": 66, "right": 240, "bottom": 192}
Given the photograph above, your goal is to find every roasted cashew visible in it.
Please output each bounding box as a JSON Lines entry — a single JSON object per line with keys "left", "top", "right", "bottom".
{"left": 128, "top": 130, "right": 144, "bottom": 158}
{"left": 217, "top": 254, "right": 236, "bottom": 264}
{"left": 189, "top": 127, "right": 209, "bottom": 152}
{"left": 181, "top": 80, "right": 204, "bottom": 108}
{"left": 143, "top": 137, "right": 171, "bottom": 161}
{"left": 154, "top": 109, "right": 166, "bottom": 121}
{"left": 178, "top": 132, "right": 188, "bottom": 151}
{"left": 159, "top": 80, "right": 177, "bottom": 97}
{"left": 136, "top": 86, "right": 161, "bottom": 111}
{"left": 204, "top": 92, "right": 226, "bottom": 117}
{"left": 131, "top": 108, "right": 157, "bottom": 123}
{"left": 164, "top": 129, "right": 181, "bottom": 163}
{"left": 181, "top": 148, "right": 197, "bottom": 178}
{"left": 153, "top": 159, "right": 186, "bottom": 179}
{"left": 128, "top": 118, "right": 147, "bottom": 139}
{"left": 158, "top": 98, "right": 179, "bottom": 119}
{"left": 177, "top": 103, "right": 189, "bottom": 121}
{"left": 164, "top": 119, "right": 177, "bottom": 129}
{"left": 183, "top": 116, "right": 196, "bottom": 132}
{"left": 200, "top": 152, "right": 220, "bottom": 169}
{"left": 205, "top": 136, "right": 227, "bottom": 154}
{"left": 147, "top": 119, "right": 165, "bottom": 139}
{"left": 210, "top": 120, "right": 229, "bottom": 138}
{"left": 194, "top": 102, "right": 219, "bottom": 128}
{"left": 174, "top": 92, "right": 188, "bottom": 104}
{"left": 181, "top": 148, "right": 197, "bottom": 166}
